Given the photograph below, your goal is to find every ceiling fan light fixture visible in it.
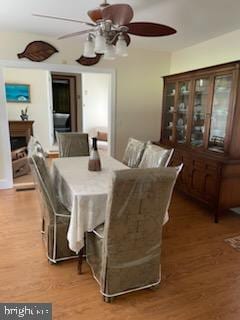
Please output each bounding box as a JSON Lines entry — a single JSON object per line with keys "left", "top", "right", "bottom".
{"left": 104, "top": 43, "right": 115, "bottom": 60}
{"left": 34, "top": 2, "right": 177, "bottom": 66}
{"left": 116, "top": 34, "right": 128, "bottom": 57}
{"left": 83, "top": 37, "right": 96, "bottom": 58}
{"left": 95, "top": 33, "right": 106, "bottom": 54}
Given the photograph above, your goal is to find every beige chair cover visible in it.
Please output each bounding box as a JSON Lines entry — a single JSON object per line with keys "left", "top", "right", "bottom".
{"left": 56, "top": 132, "right": 89, "bottom": 157}
{"left": 122, "top": 138, "right": 146, "bottom": 168}
{"left": 27, "top": 136, "right": 45, "bottom": 159}
{"left": 31, "top": 153, "right": 77, "bottom": 263}
{"left": 139, "top": 143, "right": 174, "bottom": 168}
{"left": 86, "top": 167, "right": 179, "bottom": 299}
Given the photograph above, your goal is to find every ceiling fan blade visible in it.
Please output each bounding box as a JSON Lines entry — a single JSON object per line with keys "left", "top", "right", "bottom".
{"left": 33, "top": 13, "right": 96, "bottom": 27}
{"left": 76, "top": 54, "right": 102, "bottom": 66}
{"left": 102, "top": 4, "right": 134, "bottom": 26}
{"left": 88, "top": 1, "right": 110, "bottom": 23}
{"left": 126, "top": 22, "right": 177, "bottom": 37}
{"left": 58, "top": 29, "right": 95, "bottom": 40}
{"left": 87, "top": 9, "right": 103, "bottom": 23}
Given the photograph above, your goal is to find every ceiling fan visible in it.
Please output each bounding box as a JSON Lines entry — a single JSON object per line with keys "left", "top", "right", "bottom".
{"left": 33, "top": 1, "right": 177, "bottom": 65}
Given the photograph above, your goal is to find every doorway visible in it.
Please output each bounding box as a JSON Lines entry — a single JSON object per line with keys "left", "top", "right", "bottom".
{"left": 82, "top": 73, "right": 110, "bottom": 154}
{"left": 51, "top": 73, "right": 80, "bottom": 142}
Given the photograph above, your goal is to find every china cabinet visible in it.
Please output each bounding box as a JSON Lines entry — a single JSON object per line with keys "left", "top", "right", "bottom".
{"left": 159, "top": 61, "right": 240, "bottom": 222}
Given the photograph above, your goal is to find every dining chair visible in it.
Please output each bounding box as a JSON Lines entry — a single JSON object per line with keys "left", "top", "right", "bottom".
{"left": 27, "top": 136, "right": 45, "bottom": 158}
{"left": 86, "top": 166, "right": 180, "bottom": 302}
{"left": 30, "top": 153, "right": 78, "bottom": 264}
{"left": 122, "top": 137, "right": 146, "bottom": 168}
{"left": 27, "top": 137, "right": 47, "bottom": 229}
{"left": 56, "top": 132, "right": 89, "bottom": 157}
{"left": 138, "top": 143, "right": 174, "bottom": 168}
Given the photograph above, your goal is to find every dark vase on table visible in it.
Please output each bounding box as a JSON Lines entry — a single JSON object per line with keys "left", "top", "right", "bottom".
{"left": 88, "top": 137, "right": 101, "bottom": 171}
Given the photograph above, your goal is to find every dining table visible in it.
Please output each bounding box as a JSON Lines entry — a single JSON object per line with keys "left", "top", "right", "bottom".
{"left": 52, "top": 153, "right": 128, "bottom": 253}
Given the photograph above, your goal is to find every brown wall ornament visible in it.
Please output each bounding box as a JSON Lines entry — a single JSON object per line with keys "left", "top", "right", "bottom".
{"left": 17, "top": 41, "right": 58, "bottom": 62}
{"left": 76, "top": 54, "right": 102, "bottom": 66}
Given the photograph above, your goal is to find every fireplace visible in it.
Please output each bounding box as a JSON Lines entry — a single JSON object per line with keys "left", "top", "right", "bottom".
{"left": 9, "top": 121, "right": 34, "bottom": 151}
{"left": 10, "top": 136, "right": 27, "bottom": 151}
{"left": 8, "top": 121, "right": 34, "bottom": 179}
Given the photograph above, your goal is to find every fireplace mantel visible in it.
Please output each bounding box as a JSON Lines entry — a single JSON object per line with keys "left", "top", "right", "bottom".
{"left": 8, "top": 121, "right": 34, "bottom": 144}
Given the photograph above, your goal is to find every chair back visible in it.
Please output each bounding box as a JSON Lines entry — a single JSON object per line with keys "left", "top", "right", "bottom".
{"left": 122, "top": 138, "right": 146, "bottom": 168}
{"left": 139, "top": 143, "right": 174, "bottom": 168}
{"left": 27, "top": 136, "right": 45, "bottom": 159}
{"left": 56, "top": 132, "right": 89, "bottom": 157}
{"left": 101, "top": 167, "right": 179, "bottom": 295}
{"left": 31, "top": 153, "right": 58, "bottom": 223}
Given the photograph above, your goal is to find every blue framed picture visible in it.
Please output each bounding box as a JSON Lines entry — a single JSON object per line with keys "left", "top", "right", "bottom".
{"left": 5, "top": 83, "right": 31, "bottom": 103}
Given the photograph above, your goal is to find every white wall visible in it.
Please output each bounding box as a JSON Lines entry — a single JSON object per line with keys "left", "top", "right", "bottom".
{"left": 170, "top": 29, "right": 240, "bottom": 74}
{"left": 0, "top": 30, "right": 171, "bottom": 188}
{"left": 82, "top": 73, "right": 109, "bottom": 135}
{"left": 0, "top": 68, "right": 12, "bottom": 188}
{"left": 4, "top": 68, "right": 52, "bottom": 150}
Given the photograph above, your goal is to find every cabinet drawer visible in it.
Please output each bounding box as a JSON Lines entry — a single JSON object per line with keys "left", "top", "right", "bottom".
{"left": 192, "top": 159, "right": 205, "bottom": 170}
{"left": 205, "top": 160, "right": 219, "bottom": 172}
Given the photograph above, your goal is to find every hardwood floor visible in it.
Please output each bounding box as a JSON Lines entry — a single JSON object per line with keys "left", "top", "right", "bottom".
{"left": 0, "top": 188, "right": 240, "bottom": 320}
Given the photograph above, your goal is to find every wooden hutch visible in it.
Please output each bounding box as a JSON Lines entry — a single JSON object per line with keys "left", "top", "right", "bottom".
{"left": 159, "top": 61, "right": 240, "bottom": 222}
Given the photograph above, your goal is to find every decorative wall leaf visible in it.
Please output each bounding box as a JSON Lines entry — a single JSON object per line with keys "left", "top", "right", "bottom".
{"left": 17, "top": 41, "right": 58, "bottom": 62}
{"left": 76, "top": 54, "right": 102, "bottom": 66}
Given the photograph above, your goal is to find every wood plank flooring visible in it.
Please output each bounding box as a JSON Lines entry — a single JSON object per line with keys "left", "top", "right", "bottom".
{"left": 0, "top": 188, "right": 240, "bottom": 320}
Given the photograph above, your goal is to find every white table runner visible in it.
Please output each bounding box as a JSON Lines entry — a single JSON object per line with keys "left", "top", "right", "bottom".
{"left": 52, "top": 154, "right": 128, "bottom": 253}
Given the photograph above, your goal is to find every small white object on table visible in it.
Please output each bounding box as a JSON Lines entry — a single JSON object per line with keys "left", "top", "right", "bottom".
{"left": 52, "top": 154, "right": 128, "bottom": 253}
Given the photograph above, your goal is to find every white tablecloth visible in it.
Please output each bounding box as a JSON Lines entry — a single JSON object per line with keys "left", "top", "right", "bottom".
{"left": 52, "top": 154, "right": 128, "bottom": 253}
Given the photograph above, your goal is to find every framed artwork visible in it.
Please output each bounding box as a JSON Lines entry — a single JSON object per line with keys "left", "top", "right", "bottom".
{"left": 5, "top": 83, "right": 31, "bottom": 103}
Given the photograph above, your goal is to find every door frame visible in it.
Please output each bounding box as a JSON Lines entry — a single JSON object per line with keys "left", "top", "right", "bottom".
{"left": 0, "top": 59, "right": 116, "bottom": 189}
{"left": 51, "top": 73, "right": 79, "bottom": 132}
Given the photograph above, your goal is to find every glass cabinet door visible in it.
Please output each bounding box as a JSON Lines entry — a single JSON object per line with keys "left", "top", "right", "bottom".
{"left": 191, "top": 78, "right": 210, "bottom": 147}
{"left": 208, "top": 75, "right": 232, "bottom": 152}
{"left": 162, "top": 82, "right": 176, "bottom": 142}
{"left": 176, "top": 81, "right": 190, "bottom": 144}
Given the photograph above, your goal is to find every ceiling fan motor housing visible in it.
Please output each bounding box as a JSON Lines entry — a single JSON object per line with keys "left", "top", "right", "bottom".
{"left": 100, "top": 0, "right": 110, "bottom": 8}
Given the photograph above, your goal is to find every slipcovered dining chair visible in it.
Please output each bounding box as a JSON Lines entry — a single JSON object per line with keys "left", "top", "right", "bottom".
{"left": 138, "top": 143, "right": 174, "bottom": 168}
{"left": 86, "top": 166, "right": 180, "bottom": 302}
{"left": 56, "top": 132, "right": 89, "bottom": 157}
{"left": 122, "top": 137, "right": 146, "bottom": 168}
{"left": 30, "top": 152, "right": 78, "bottom": 264}
{"left": 27, "top": 136, "right": 45, "bottom": 159}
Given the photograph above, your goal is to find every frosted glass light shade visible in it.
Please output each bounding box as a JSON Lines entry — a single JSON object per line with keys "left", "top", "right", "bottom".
{"left": 104, "top": 44, "right": 115, "bottom": 60}
{"left": 116, "top": 37, "right": 128, "bottom": 57}
{"left": 83, "top": 39, "right": 96, "bottom": 58}
{"left": 95, "top": 34, "right": 106, "bottom": 54}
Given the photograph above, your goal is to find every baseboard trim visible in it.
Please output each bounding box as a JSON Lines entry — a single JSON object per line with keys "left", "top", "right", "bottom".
{"left": 0, "top": 179, "right": 13, "bottom": 189}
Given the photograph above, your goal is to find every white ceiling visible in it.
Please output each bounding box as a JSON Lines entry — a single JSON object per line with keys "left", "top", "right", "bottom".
{"left": 1, "top": 0, "right": 240, "bottom": 51}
